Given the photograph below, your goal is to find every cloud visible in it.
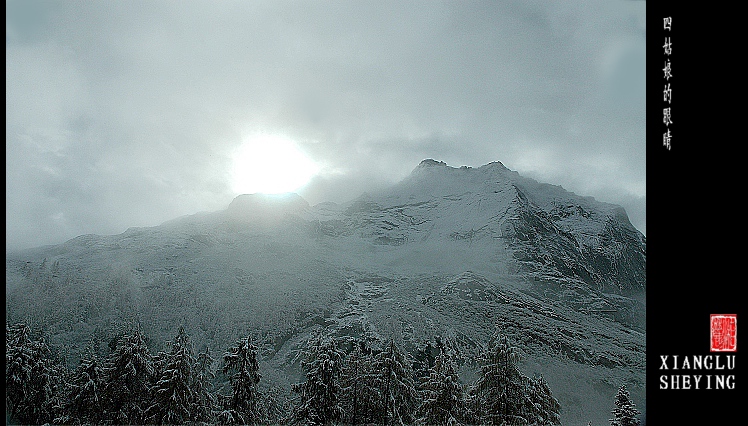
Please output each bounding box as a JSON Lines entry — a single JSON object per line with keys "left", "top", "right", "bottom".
{"left": 5, "top": 0, "right": 646, "bottom": 250}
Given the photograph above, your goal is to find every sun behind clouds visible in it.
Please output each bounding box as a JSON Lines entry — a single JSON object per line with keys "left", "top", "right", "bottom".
{"left": 230, "top": 134, "right": 320, "bottom": 195}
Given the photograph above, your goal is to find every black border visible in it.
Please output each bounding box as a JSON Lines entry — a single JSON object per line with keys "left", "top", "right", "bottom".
{"left": 646, "top": 3, "right": 742, "bottom": 424}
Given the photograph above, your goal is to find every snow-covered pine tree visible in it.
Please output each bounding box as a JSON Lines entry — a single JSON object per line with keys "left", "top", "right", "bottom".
{"left": 46, "top": 353, "right": 69, "bottom": 424}
{"left": 61, "top": 341, "right": 106, "bottom": 424}
{"left": 470, "top": 333, "right": 529, "bottom": 425}
{"left": 339, "top": 340, "right": 380, "bottom": 425}
{"left": 5, "top": 323, "right": 64, "bottom": 425}
{"left": 152, "top": 349, "right": 170, "bottom": 381}
{"left": 413, "top": 341, "right": 438, "bottom": 381}
{"left": 101, "top": 327, "right": 154, "bottom": 424}
{"left": 371, "top": 339, "right": 419, "bottom": 425}
{"left": 526, "top": 374, "right": 561, "bottom": 425}
{"left": 193, "top": 346, "right": 217, "bottom": 423}
{"left": 290, "top": 334, "right": 345, "bottom": 425}
{"left": 416, "top": 351, "right": 468, "bottom": 425}
{"left": 144, "top": 326, "right": 197, "bottom": 424}
{"left": 609, "top": 385, "right": 641, "bottom": 426}
{"left": 219, "top": 334, "right": 262, "bottom": 425}
{"left": 259, "top": 383, "right": 294, "bottom": 425}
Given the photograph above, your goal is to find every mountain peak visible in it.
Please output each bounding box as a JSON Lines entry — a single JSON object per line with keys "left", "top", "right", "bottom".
{"left": 415, "top": 159, "right": 511, "bottom": 174}
{"left": 416, "top": 158, "right": 449, "bottom": 169}
{"left": 481, "top": 160, "right": 509, "bottom": 170}
{"left": 229, "top": 192, "right": 307, "bottom": 206}
{"left": 227, "top": 192, "right": 309, "bottom": 222}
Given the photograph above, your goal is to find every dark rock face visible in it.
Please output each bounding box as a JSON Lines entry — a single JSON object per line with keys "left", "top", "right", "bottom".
{"left": 503, "top": 185, "right": 645, "bottom": 295}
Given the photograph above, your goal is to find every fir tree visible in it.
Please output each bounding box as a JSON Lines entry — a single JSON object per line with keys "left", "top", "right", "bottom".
{"left": 145, "top": 326, "right": 196, "bottom": 424}
{"left": 193, "top": 346, "right": 217, "bottom": 423}
{"left": 470, "top": 333, "right": 529, "bottom": 425}
{"left": 372, "top": 339, "right": 419, "bottom": 425}
{"left": 526, "top": 374, "right": 561, "bottom": 425}
{"left": 609, "top": 385, "right": 640, "bottom": 426}
{"left": 259, "top": 384, "right": 293, "bottom": 425}
{"left": 219, "top": 335, "right": 262, "bottom": 424}
{"left": 62, "top": 341, "right": 106, "bottom": 424}
{"left": 291, "top": 334, "right": 345, "bottom": 425}
{"left": 340, "top": 341, "right": 380, "bottom": 425}
{"left": 416, "top": 352, "right": 468, "bottom": 426}
{"left": 101, "top": 327, "right": 154, "bottom": 424}
{"left": 413, "top": 341, "right": 438, "bottom": 381}
{"left": 5, "top": 323, "right": 63, "bottom": 424}
{"left": 151, "top": 349, "right": 170, "bottom": 382}
{"left": 46, "top": 356, "right": 70, "bottom": 424}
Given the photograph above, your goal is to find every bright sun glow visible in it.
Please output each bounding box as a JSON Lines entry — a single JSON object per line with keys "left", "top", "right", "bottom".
{"left": 230, "top": 134, "right": 320, "bottom": 195}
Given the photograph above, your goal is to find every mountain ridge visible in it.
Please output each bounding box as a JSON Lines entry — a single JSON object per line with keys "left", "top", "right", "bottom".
{"left": 5, "top": 159, "right": 646, "bottom": 425}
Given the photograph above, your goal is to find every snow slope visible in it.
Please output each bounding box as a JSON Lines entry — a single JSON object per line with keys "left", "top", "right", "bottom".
{"left": 6, "top": 159, "right": 646, "bottom": 425}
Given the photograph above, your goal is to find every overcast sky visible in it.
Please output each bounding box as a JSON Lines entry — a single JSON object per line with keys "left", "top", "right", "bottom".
{"left": 6, "top": 0, "right": 646, "bottom": 251}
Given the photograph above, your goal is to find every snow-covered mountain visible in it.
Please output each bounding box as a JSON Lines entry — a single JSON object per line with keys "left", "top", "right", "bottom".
{"left": 303, "top": 159, "right": 645, "bottom": 294}
{"left": 5, "top": 159, "right": 646, "bottom": 425}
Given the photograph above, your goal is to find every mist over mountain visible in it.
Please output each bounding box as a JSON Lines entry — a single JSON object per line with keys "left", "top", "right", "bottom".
{"left": 6, "top": 159, "right": 646, "bottom": 425}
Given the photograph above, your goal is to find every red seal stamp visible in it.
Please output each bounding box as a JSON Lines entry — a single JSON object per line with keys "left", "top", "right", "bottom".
{"left": 710, "top": 314, "right": 737, "bottom": 352}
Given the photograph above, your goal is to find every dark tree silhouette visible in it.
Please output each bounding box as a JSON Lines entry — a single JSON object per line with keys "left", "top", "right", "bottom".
{"left": 193, "top": 346, "right": 218, "bottom": 423}
{"left": 609, "top": 385, "right": 640, "bottom": 426}
{"left": 144, "top": 326, "right": 196, "bottom": 424}
{"left": 61, "top": 341, "right": 106, "bottom": 424}
{"left": 6, "top": 323, "right": 65, "bottom": 424}
{"left": 101, "top": 327, "right": 154, "bottom": 424}
{"left": 416, "top": 352, "right": 469, "bottom": 425}
{"left": 527, "top": 374, "right": 561, "bottom": 425}
{"left": 219, "top": 335, "right": 262, "bottom": 424}
{"left": 291, "top": 334, "right": 345, "bottom": 425}
{"left": 3, "top": 321, "right": 565, "bottom": 426}
{"left": 470, "top": 333, "right": 530, "bottom": 425}
{"left": 340, "top": 341, "right": 380, "bottom": 425}
{"left": 372, "top": 339, "right": 419, "bottom": 425}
